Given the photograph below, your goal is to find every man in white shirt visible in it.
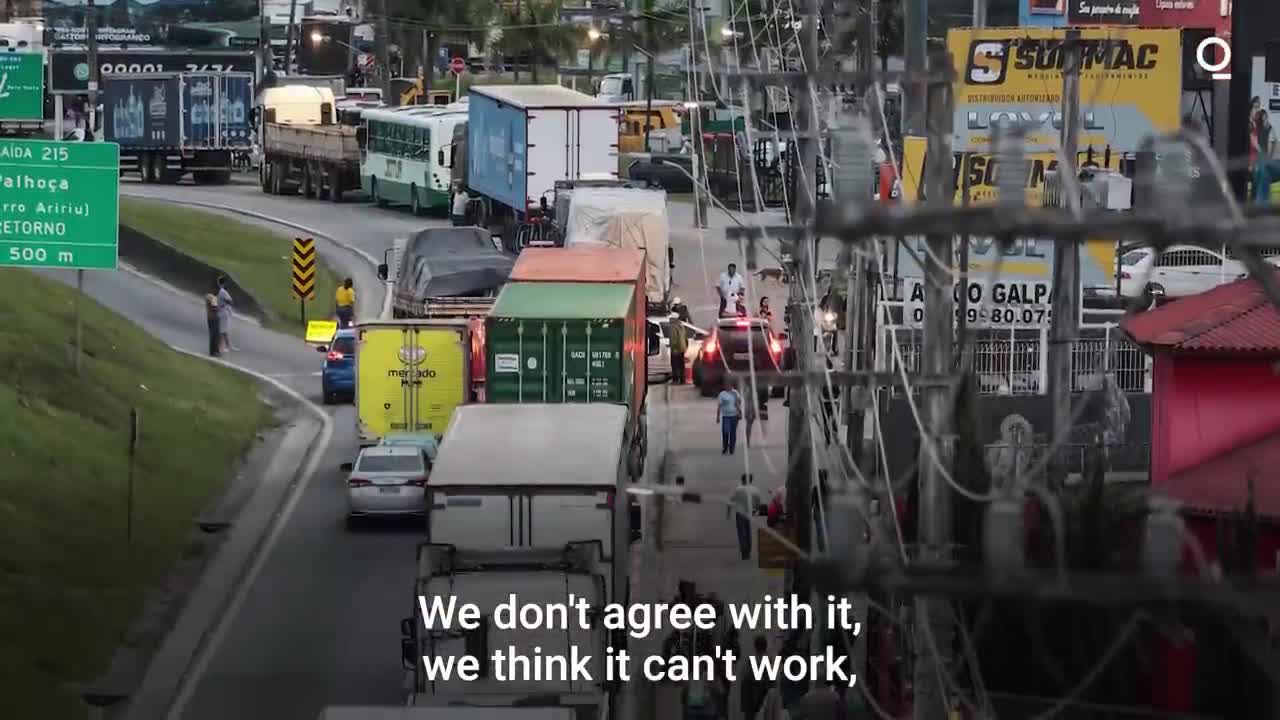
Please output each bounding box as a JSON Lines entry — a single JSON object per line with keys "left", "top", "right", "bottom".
{"left": 727, "top": 474, "right": 763, "bottom": 560}
{"left": 717, "top": 263, "right": 745, "bottom": 317}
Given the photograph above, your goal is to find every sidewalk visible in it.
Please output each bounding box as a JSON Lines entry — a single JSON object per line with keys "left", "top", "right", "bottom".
{"left": 628, "top": 382, "right": 789, "bottom": 720}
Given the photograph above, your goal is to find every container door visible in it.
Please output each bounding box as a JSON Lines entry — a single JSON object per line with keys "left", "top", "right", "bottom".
{"left": 406, "top": 327, "right": 467, "bottom": 436}
{"left": 183, "top": 72, "right": 216, "bottom": 146}
{"left": 219, "top": 74, "right": 253, "bottom": 148}
{"left": 561, "top": 319, "right": 626, "bottom": 404}
{"left": 488, "top": 319, "right": 554, "bottom": 403}
{"left": 430, "top": 493, "right": 516, "bottom": 550}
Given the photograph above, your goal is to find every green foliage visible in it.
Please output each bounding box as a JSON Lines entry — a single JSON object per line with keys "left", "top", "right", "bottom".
{"left": 493, "top": 0, "right": 581, "bottom": 81}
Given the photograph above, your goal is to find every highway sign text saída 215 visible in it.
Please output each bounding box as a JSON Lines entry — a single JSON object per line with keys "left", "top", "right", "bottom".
{"left": 0, "top": 139, "right": 120, "bottom": 270}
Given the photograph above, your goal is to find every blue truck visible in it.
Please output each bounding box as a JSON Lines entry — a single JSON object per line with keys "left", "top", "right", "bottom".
{"left": 457, "top": 85, "right": 620, "bottom": 252}
{"left": 103, "top": 71, "right": 254, "bottom": 185}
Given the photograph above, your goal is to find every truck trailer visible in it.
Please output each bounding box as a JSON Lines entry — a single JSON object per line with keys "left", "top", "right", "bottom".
{"left": 258, "top": 84, "right": 362, "bottom": 201}
{"left": 103, "top": 71, "right": 253, "bottom": 184}
{"left": 485, "top": 281, "right": 651, "bottom": 479}
{"left": 460, "top": 85, "right": 619, "bottom": 251}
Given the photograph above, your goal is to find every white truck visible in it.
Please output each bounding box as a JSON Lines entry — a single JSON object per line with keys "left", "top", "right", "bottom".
{"left": 258, "top": 84, "right": 362, "bottom": 201}
{"left": 399, "top": 544, "right": 613, "bottom": 719}
{"left": 461, "top": 85, "right": 620, "bottom": 252}
{"left": 421, "top": 403, "right": 639, "bottom": 606}
{"left": 560, "top": 186, "right": 674, "bottom": 314}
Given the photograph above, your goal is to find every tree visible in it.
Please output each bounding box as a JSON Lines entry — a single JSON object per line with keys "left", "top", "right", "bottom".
{"left": 492, "top": 0, "right": 581, "bottom": 84}
{"left": 385, "top": 0, "right": 496, "bottom": 95}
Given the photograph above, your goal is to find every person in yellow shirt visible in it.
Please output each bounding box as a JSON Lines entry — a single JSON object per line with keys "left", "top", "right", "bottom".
{"left": 335, "top": 278, "right": 356, "bottom": 327}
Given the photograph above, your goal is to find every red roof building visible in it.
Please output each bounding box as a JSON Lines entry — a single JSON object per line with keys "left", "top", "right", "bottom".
{"left": 1122, "top": 275, "right": 1280, "bottom": 574}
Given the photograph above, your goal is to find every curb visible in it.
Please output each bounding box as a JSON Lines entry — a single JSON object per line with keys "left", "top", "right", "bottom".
{"left": 120, "top": 191, "right": 394, "bottom": 320}
{"left": 118, "top": 346, "right": 335, "bottom": 720}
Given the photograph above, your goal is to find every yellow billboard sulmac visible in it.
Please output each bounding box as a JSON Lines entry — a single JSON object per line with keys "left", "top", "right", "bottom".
{"left": 896, "top": 136, "right": 1118, "bottom": 289}
{"left": 947, "top": 26, "right": 1182, "bottom": 153}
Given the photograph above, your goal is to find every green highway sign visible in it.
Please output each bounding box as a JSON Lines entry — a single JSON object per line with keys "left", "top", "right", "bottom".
{"left": 0, "top": 53, "right": 45, "bottom": 120}
{"left": 0, "top": 139, "right": 120, "bottom": 270}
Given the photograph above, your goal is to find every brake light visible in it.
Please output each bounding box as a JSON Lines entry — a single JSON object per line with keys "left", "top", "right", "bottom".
{"left": 599, "top": 492, "right": 615, "bottom": 510}
{"left": 327, "top": 350, "right": 345, "bottom": 361}
{"left": 348, "top": 477, "right": 372, "bottom": 487}
{"left": 702, "top": 335, "right": 718, "bottom": 356}
{"left": 769, "top": 337, "right": 782, "bottom": 356}
{"left": 1120, "top": 271, "right": 1131, "bottom": 280}
{"left": 735, "top": 319, "right": 750, "bottom": 328}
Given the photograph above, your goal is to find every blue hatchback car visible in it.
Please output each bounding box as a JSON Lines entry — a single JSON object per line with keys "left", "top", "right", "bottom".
{"left": 319, "top": 327, "right": 357, "bottom": 404}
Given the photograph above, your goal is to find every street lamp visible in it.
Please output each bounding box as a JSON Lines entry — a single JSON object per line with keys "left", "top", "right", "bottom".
{"left": 720, "top": 25, "right": 736, "bottom": 38}
{"left": 587, "top": 27, "right": 602, "bottom": 42}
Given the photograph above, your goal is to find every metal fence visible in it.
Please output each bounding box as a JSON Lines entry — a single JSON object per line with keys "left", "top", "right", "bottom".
{"left": 881, "top": 325, "right": 1151, "bottom": 395}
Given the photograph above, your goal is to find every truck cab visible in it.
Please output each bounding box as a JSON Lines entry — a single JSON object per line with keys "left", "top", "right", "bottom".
{"left": 400, "top": 543, "right": 614, "bottom": 719}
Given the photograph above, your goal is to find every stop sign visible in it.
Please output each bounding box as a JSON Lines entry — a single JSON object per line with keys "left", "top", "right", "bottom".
{"left": 449, "top": 57, "right": 466, "bottom": 75}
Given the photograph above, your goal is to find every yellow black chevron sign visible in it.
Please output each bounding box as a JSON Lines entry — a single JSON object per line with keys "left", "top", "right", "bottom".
{"left": 292, "top": 237, "right": 316, "bottom": 301}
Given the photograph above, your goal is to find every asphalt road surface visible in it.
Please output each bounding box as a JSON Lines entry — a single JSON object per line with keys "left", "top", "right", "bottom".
{"left": 91, "top": 179, "right": 799, "bottom": 718}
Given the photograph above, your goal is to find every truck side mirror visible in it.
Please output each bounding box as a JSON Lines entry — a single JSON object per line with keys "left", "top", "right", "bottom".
{"left": 316, "top": 345, "right": 328, "bottom": 353}
{"left": 668, "top": 247, "right": 675, "bottom": 269}
{"left": 377, "top": 263, "right": 389, "bottom": 281}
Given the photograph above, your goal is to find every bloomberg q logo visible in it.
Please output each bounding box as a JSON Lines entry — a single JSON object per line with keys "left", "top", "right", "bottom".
{"left": 965, "top": 40, "right": 1010, "bottom": 85}
{"left": 398, "top": 346, "right": 426, "bottom": 365}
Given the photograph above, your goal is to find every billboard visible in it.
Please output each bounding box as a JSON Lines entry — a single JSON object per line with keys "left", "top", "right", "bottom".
{"left": 43, "top": 0, "right": 261, "bottom": 49}
{"left": 948, "top": 27, "right": 1183, "bottom": 153}
{"left": 1139, "top": 0, "right": 1232, "bottom": 33}
{"left": 892, "top": 136, "right": 1119, "bottom": 328}
{"left": 1067, "top": 0, "right": 1141, "bottom": 24}
{"left": 50, "top": 49, "right": 256, "bottom": 94}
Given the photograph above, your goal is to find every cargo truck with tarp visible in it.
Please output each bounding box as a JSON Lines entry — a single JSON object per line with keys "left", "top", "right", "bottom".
{"left": 353, "top": 319, "right": 473, "bottom": 448}
{"left": 485, "top": 281, "right": 652, "bottom": 478}
{"left": 103, "top": 71, "right": 253, "bottom": 184}
{"left": 558, "top": 186, "right": 673, "bottom": 313}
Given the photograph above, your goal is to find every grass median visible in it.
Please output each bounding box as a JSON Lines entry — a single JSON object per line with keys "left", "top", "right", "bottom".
{"left": 120, "top": 197, "right": 340, "bottom": 334}
{"left": 0, "top": 269, "right": 273, "bottom": 718}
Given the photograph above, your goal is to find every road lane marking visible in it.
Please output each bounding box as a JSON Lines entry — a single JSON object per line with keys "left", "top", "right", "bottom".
{"left": 163, "top": 347, "right": 334, "bottom": 720}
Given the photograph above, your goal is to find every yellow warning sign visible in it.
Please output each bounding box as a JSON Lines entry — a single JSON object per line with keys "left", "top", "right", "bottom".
{"left": 306, "top": 320, "right": 338, "bottom": 345}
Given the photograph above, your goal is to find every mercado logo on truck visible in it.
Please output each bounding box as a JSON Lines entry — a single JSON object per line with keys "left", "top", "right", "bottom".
{"left": 947, "top": 27, "right": 1182, "bottom": 153}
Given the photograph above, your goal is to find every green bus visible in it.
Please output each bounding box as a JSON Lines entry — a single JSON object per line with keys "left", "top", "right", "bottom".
{"left": 360, "top": 106, "right": 466, "bottom": 215}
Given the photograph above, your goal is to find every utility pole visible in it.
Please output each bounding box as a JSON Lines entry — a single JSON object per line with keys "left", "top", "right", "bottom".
{"left": 76, "top": 0, "right": 100, "bottom": 377}
{"left": 1047, "top": 29, "right": 1082, "bottom": 489}
{"left": 376, "top": 0, "right": 392, "bottom": 102}
{"left": 833, "top": 110, "right": 874, "bottom": 470}
{"left": 785, "top": 0, "right": 820, "bottom": 609}
{"left": 972, "top": 0, "right": 988, "bottom": 27}
{"left": 902, "top": 0, "right": 926, "bottom": 135}
{"left": 284, "top": 0, "right": 299, "bottom": 75}
{"left": 912, "top": 53, "right": 955, "bottom": 720}
{"left": 259, "top": 0, "right": 271, "bottom": 81}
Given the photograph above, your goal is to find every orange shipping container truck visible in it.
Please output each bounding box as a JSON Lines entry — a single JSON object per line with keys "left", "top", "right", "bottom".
{"left": 507, "top": 246, "right": 650, "bottom": 466}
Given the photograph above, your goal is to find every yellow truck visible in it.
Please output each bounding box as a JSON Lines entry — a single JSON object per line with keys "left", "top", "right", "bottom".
{"left": 354, "top": 319, "right": 472, "bottom": 448}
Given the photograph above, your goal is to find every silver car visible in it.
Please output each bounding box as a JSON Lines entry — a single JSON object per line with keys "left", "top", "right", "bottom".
{"left": 340, "top": 445, "right": 431, "bottom": 521}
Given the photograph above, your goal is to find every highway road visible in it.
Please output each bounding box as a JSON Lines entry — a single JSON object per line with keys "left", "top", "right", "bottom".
{"left": 91, "top": 180, "right": 800, "bottom": 718}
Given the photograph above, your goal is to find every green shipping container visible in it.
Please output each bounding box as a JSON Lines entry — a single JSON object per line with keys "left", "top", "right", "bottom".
{"left": 485, "top": 282, "right": 639, "bottom": 411}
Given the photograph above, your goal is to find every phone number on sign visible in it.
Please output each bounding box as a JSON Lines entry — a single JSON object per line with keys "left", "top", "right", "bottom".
{"left": 911, "top": 306, "right": 1051, "bottom": 326}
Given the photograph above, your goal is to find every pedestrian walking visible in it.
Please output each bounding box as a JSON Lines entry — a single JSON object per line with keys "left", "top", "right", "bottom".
{"left": 716, "top": 382, "right": 742, "bottom": 455}
{"left": 718, "top": 263, "right": 745, "bottom": 317}
{"left": 335, "top": 277, "right": 356, "bottom": 328}
{"left": 204, "top": 294, "right": 221, "bottom": 357}
{"left": 794, "top": 681, "right": 843, "bottom": 720}
{"left": 216, "top": 275, "right": 235, "bottom": 352}
{"left": 755, "top": 686, "right": 789, "bottom": 720}
{"left": 742, "top": 394, "right": 758, "bottom": 446}
{"left": 669, "top": 312, "right": 689, "bottom": 384}
{"left": 451, "top": 181, "right": 469, "bottom": 225}
{"left": 728, "top": 474, "right": 763, "bottom": 560}
{"left": 734, "top": 635, "right": 771, "bottom": 720}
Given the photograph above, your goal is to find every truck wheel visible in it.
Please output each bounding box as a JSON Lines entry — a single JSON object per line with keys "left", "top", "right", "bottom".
{"left": 213, "top": 170, "right": 231, "bottom": 184}
{"left": 328, "top": 165, "right": 343, "bottom": 202}
{"left": 260, "top": 161, "right": 271, "bottom": 193}
{"left": 410, "top": 185, "right": 422, "bottom": 216}
{"left": 371, "top": 177, "right": 387, "bottom": 207}
{"left": 271, "top": 161, "right": 286, "bottom": 195}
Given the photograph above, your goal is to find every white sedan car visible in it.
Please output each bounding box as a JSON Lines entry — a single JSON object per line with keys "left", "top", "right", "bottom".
{"left": 340, "top": 445, "right": 431, "bottom": 522}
